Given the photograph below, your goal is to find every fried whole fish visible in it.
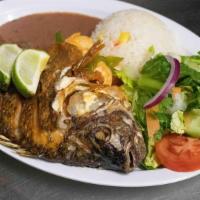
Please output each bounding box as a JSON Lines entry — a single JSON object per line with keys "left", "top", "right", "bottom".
{"left": 0, "top": 42, "right": 146, "bottom": 173}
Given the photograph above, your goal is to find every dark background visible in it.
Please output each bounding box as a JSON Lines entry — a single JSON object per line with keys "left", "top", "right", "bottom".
{"left": 125, "top": 0, "right": 200, "bottom": 36}
{"left": 0, "top": 0, "right": 200, "bottom": 200}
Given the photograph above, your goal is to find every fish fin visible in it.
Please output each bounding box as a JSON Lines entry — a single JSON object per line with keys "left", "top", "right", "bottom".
{"left": 0, "top": 139, "right": 20, "bottom": 149}
{"left": 0, "top": 134, "right": 10, "bottom": 142}
{"left": 16, "top": 148, "right": 33, "bottom": 157}
{"left": 0, "top": 134, "right": 33, "bottom": 157}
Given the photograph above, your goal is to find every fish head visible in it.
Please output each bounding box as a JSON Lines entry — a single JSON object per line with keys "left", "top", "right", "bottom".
{"left": 58, "top": 83, "right": 146, "bottom": 172}
{"left": 88, "top": 108, "right": 146, "bottom": 173}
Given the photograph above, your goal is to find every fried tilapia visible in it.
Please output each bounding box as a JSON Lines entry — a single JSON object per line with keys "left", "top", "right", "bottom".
{"left": 0, "top": 42, "right": 146, "bottom": 173}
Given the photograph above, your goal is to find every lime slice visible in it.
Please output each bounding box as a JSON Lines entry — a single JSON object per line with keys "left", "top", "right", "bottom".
{"left": 0, "top": 44, "right": 22, "bottom": 91}
{"left": 12, "top": 49, "right": 49, "bottom": 97}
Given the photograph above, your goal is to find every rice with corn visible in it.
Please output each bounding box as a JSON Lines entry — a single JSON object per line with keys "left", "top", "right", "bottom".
{"left": 92, "top": 9, "right": 181, "bottom": 78}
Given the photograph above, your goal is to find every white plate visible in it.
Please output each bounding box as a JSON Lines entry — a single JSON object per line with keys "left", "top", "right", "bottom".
{"left": 0, "top": 0, "right": 200, "bottom": 187}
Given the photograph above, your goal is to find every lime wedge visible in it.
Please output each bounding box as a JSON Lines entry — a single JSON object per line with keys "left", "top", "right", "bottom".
{"left": 12, "top": 49, "right": 49, "bottom": 97}
{"left": 0, "top": 44, "right": 22, "bottom": 91}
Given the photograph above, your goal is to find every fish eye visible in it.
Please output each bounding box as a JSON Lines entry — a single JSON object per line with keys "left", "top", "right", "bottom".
{"left": 95, "top": 131, "right": 107, "bottom": 141}
{"left": 93, "top": 127, "right": 111, "bottom": 143}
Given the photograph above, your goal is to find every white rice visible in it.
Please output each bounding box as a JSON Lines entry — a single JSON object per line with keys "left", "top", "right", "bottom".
{"left": 92, "top": 9, "right": 182, "bottom": 79}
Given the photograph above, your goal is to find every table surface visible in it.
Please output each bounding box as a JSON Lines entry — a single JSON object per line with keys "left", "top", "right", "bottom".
{"left": 0, "top": 0, "right": 200, "bottom": 200}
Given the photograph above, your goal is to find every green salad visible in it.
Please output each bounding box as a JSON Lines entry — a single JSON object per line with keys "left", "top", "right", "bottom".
{"left": 117, "top": 52, "right": 200, "bottom": 171}
{"left": 92, "top": 52, "right": 200, "bottom": 172}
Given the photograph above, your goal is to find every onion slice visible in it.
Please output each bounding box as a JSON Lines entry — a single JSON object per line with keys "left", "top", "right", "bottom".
{"left": 144, "top": 56, "right": 180, "bottom": 109}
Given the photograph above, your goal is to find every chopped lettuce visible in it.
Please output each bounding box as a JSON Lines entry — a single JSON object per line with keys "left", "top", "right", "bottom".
{"left": 120, "top": 55, "right": 172, "bottom": 130}
{"left": 131, "top": 88, "right": 153, "bottom": 129}
{"left": 181, "top": 54, "right": 200, "bottom": 72}
{"left": 87, "top": 55, "right": 123, "bottom": 72}
{"left": 138, "top": 54, "right": 170, "bottom": 91}
{"left": 143, "top": 137, "right": 159, "bottom": 169}
{"left": 140, "top": 54, "right": 170, "bottom": 82}
{"left": 115, "top": 70, "right": 135, "bottom": 89}
{"left": 177, "top": 54, "right": 200, "bottom": 87}
{"left": 101, "top": 56, "right": 123, "bottom": 69}
{"left": 153, "top": 97, "right": 173, "bottom": 140}
{"left": 184, "top": 109, "right": 200, "bottom": 138}
{"left": 115, "top": 52, "right": 200, "bottom": 170}
{"left": 177, "top": 53, "right": 200, "bottom": 111}
{"left": 185, "top": 86, "right": 200, "bottom": 111}
{"left": 170, "top": 110, "right": 185, "bottom": 134}
{"left": 115, "top": 68, "right": 152, "bottom": 129}
{"left": 116, "top": 55, "right": 173, "bottom": 169}
{"left": 141, "top": 96, "right": 173, "bottom": 169}
{"left": 178, "top": 64, "right": 200, "bottom": 87}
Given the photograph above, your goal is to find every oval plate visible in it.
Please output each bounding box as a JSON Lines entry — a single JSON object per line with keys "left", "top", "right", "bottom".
{"left": 0, "top": 0, "right": 200, "bottom": 187}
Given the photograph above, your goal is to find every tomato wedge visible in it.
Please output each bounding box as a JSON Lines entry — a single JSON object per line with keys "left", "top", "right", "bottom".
{"left": 155, "top": 134, "right": 200, "bottom": 172}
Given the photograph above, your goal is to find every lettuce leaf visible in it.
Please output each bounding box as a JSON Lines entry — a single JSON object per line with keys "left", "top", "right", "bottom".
{"left": 153, "top": 96, "right": 173, "bottom": 140}
{"left": 178, "top": 54, "right": 200, "bottom": 87}
{"left": 142, "top": 96, "right": 173, "bottom": 169}
{"left": 181, "top": 54, "right": 200, "bottom": 72}
{"left": 119, "top": 55, "right": 172, "bottom": 130}
{"left": 142, "top": 137, "right": 159, "bottom": 169}
{"left": 185, "top": 86, "right": 200, "bottom": 111}
{"left": 140, "top": 54, "right": 170, "bottom": 80}
{"left": 138, "top": 54, "right": 170, "bottom": 91}
{"left": 177, "top": 54, "right": 200, "bottom": 111}
{"left": 178, "top": 64, "right": 200, "bottom": 87}
{"left": 87, "top": 55, "right": 123, "bottom": 72}
{"left": 116, "top": 53, "right": 200, "bottom": 170}
{"left": 115, "top": 70, "right": 135, "bottom": 89}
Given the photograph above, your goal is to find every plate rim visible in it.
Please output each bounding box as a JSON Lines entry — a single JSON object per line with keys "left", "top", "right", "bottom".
{"left": 0, "top": 0, "right": 200, "bottom": 187}
{"left": 1, "top": 145, "right": 200, "bottom": 188}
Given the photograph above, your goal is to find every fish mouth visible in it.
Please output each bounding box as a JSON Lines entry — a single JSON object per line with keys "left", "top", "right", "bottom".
{"left": 91, "top": 129, "right": 138, "bottom": 172}
{"left": 96, "top": 142, "right": 138, "bottom": 173}
{"left": 124, "top": 143, "right": 137, "bottom": 172}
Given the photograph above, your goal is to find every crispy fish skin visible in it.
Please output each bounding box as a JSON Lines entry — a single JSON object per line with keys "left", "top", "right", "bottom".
{"left": 0, "top": 42, "right": 146, "bottom": 173}
{"left": 0, "top": 91, "right": 22, "bottom": 141}
{"left": 37, "top": 43, "right": 82, "bottom": 131}
{"left": 0, "top": 43, "right": 81, "bottom": 156}
{"left": 60, "top": 88, "right": 146, "bottom": 172}
{"left": 19, "top": 98, "right": 64, "bottom": 157}
{"left": 48, "top": 77, "right": 146, "bottom": 172}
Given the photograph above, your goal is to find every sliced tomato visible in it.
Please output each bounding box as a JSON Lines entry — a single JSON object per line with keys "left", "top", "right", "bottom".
{"left": 155, "top": 134, "right": 200, "bottom": 172}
